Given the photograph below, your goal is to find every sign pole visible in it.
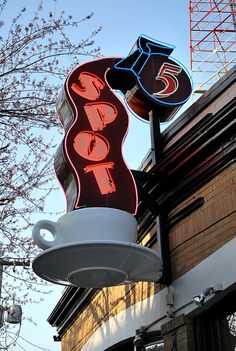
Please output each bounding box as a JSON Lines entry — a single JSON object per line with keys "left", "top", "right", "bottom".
{"left": 149, "top": 110, "right": 162, "bottom": 165}
{"left": 149, "top": 110, "right": 172, "bottom": 285}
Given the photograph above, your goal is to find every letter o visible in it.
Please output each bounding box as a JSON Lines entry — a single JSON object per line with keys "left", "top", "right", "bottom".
{"left": 73, "top": 131, "right": 110, "bottom": 161}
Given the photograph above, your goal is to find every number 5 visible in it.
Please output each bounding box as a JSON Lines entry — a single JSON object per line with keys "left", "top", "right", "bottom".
{"left": 153, "top": 62, "right": 182, "bottom": 98}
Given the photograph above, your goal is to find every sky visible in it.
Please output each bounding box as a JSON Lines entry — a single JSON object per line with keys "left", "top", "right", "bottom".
{"left": 2, "top": 0, "right": 190, "bottom": 350}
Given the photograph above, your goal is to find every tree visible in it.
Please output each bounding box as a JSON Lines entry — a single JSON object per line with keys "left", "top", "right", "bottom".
{"left": 0, "top": 0, "right": 101, "bottom": 348}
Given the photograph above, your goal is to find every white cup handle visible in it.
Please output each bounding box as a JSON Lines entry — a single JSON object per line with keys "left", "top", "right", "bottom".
{"left": 32, "top": 220, "right": 61, "bottom": 250}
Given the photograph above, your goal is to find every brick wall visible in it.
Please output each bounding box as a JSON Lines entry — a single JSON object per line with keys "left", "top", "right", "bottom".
{"left": 169, "top": 162, "right": 236, "bottom": 280}
{"left": 161, "top": 314, "right": 195, "bottom": 351}
{"left": 62, "top": 281, "right": 159, "bottom": 351}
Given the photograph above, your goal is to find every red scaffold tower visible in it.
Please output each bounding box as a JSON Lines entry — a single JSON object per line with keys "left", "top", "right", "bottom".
{"left": 189, "top": 0, "right": 236, "bottom": 94}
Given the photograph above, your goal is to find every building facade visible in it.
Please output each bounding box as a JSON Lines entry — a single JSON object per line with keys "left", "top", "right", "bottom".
{"left": 48, "top": 65, "right": 236, "bottom": 351}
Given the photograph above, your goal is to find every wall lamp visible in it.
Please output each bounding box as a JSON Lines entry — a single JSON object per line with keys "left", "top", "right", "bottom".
{"left": 192, "top": 283, "right": 223, "bottom": 306}
{"left": 53, "top": 335, "right": 61, "bottom": 342}
{"left": 0, "top": 304, "right": 22, "bottom": 325}
{"left": 133, "top": 328, "right": 144, "bottom": 347}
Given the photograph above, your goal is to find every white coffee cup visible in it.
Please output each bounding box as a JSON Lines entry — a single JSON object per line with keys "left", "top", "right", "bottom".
{"left": 32, "top": 207, "right": 137, "bottom": 250}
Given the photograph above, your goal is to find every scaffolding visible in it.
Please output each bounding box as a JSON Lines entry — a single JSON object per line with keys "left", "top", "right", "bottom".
{"left": 189, "top": 0, "right": 236, "bottom": 94}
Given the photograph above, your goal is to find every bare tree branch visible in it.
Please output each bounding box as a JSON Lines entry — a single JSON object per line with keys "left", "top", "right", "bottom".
{"left": 0, "top": 0, "right": 101, "bottom": 347}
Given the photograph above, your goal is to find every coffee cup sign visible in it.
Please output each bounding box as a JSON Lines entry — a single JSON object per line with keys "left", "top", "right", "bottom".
{"left": 32, "top": 35, "right": 191, "bottom": 288}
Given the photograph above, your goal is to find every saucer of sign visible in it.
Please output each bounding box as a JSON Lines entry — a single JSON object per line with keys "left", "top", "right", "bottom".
{"left": 32, "top": 240, "right": 162, "bottom": 288}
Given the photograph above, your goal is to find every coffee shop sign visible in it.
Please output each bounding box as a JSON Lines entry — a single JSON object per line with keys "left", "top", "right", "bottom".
{"left": 32, "top": 35, "right": 192, "bottom": 288}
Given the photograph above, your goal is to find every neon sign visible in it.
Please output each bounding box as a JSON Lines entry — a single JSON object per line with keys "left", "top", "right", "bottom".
{"left": 54, "top": 35, "right": 192, "bottom": 215}
{"left": 107, "top": 35, "right": 192, "bottom": 121}
{"left": 55, "top": 57, "right": 138, "bottom": 214}
{"left": 33, "top": 35, "right": 192, "bottom": 288}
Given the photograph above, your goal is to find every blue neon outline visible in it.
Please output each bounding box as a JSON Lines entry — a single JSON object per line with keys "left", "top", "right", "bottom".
{"left": 115, "top": 34, "right": 175, "bottom": 76}
{"left": 114, "top": 34, "right": 192, "bottom": 106}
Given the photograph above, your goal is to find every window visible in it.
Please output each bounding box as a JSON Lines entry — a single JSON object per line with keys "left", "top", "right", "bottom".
{"left": 193, "top": 285, "right": 236, "bottom": 351}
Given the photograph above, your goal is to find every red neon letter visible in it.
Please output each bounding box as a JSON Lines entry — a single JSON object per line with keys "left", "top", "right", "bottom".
{"left": 73, "top": 131, "right": 109, "bottom": 161}
{"left": 71, "top": 72, "right": 105, "bottom": 100}
{"left": 84, "top": 102, "right": 117, "bottom": 131}
{"left": 84, "top": 162, "right": 116, "bottom": 195}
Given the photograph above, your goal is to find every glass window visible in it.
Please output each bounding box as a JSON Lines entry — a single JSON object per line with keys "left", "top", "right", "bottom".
{"left": 194, "top": 289, "right": 236, "bottom": 351}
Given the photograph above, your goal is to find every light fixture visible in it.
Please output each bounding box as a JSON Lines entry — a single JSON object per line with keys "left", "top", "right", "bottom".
{"left": 133, "top": 329, "right": 144, "bottom": 347}
{"left": 53, "top": 335, "right": 61, "bottom": 342}
{"left": 166, "top": 286, "right": 174, "bottom": 318}
{"left": 192, "top": 284, "right": 223, "bottom": 306}
{"left": 6, "top": 304, "right": 22, "bottom": 324}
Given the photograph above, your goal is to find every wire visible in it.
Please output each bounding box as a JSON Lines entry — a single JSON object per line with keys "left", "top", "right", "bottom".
{"left": 8, "top": 331, "right": 51, "bottom": 351}
{"left": 7, "top": 334, "right": 26, "bottom": 351}
{"left": 1, "top": 323, "right": 21, "bottom": 350}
